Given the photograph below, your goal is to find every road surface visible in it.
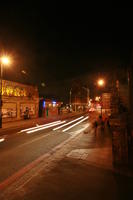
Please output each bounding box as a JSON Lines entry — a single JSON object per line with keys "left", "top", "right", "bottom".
{"left": 1, "top": 113, "right": 133, "bottom": 200}
{"left": 0, "top": 114, "right": 89, "bottom": 191}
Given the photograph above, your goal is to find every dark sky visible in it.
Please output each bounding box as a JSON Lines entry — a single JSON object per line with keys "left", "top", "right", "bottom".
{"left": 0, "top": 3, "right": 133, "bottom": 101}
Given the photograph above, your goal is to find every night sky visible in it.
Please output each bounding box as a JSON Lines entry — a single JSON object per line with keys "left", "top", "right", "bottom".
{"left": 0, "top": 3, "right": 133, "bottom": 101}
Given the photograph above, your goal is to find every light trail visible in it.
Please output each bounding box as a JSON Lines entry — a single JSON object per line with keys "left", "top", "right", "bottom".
{"left": 53, "top": 116, "right": 84, "bottom": 131}
{"left": 27, "top": 120, "right": 66, "bottom": 134}
{"left": 62, "top": 116, "right": 89, "bottom": 132}
{"left": 20, "top": 120, "right": 61, "bottom": 133}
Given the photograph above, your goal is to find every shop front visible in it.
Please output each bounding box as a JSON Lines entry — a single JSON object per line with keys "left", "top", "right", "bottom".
{"left": 39, "top": 98, "right": 63, "bottom": 118}
{"left": 2, "top": 80, "right": 39, "bottom": 122}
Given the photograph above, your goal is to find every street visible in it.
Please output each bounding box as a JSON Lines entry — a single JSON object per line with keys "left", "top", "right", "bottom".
{"left": 1, "top": 4, "right": 133, "bottom": 200}
{"left": 0, "top": 113, "right": 133, "bottom": 200}
{"left": 0, "top": 114, "right": 89, "bottom": 193}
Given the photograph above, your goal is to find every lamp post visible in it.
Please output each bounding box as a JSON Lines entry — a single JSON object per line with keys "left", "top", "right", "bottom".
{"left": 97, "top": 78, "right": 105, "bottom": 117}
{"left": 0, "top": 56, "right": 10, "bottom": 128}
{"left": 69, "top": 88, "right": 72, "bottom": 111}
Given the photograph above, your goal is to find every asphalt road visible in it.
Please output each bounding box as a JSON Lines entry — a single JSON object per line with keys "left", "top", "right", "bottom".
{"left": 0, "top": 114, "right": 89, "bottom": 187}
{"left": 1, "top": 114, "right": 133, "bottom": 200}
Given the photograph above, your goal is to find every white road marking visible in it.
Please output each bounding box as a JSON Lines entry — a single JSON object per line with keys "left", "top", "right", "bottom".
{"left": 14, "top": 123, "right": 90, "bottom": 191}
{"left": 53, "top": 116, "right": 84, "bottom": 131}
{"left": 62, "top": 116, "right": 89, "bottom": 132}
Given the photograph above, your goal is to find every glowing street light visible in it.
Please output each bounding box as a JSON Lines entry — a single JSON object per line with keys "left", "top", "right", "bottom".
{"left": 97, "top": 79, "right": 105, "bottom": 87}
{"left": 0, "top": 55, "right": 11, "bottom": 128}
{"left": 1, "top": 56, "right": 11, "bottom": 65}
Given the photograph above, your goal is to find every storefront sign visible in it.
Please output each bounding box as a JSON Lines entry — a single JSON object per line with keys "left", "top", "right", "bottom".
{"left": 2, "top": 86, "right": 27, "bottom": 97}
{"left": 2, "top": 80, "right": 38, "bottom": 98}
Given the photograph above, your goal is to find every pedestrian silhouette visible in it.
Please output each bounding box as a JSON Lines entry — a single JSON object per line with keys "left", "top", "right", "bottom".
{"left": 94, "top": 120, "right": 98, "bottom": 135}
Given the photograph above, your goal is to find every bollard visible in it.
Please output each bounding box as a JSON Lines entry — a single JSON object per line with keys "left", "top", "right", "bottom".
{"left": 46, "top": 108, "right": 49, "bottom": 117}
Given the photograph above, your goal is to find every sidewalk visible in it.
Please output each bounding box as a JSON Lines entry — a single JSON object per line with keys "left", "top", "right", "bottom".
{"left": 67, "top": 125, "right": 113, "bottom": 170}
{"left": 71, "top": 123, "right": 133, "bottom": 177}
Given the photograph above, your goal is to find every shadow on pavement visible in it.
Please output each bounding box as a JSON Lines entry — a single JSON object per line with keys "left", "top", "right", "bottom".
{"left": 10, "top": 157, "right": 133, "bottom": 200}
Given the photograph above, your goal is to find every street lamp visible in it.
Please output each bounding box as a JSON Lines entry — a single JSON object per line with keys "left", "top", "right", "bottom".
{"left": 0, "top": 56, "right": 11, "bottom": 128}
{"left": 97, "top": 78, "right": 105, "bottom": 116}
{"left": 97, "top": 79, "right": 105, "bottom": 87}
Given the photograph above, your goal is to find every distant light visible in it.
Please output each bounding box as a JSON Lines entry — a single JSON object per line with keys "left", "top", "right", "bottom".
{"left": 43, "top": 100, "right": 45, "bottom": 108}
{"left": 41, "top": 82, "right": 45, "bottom": 87}
{"left": 88, "top": 100, "right": 92, "bottom": 106}
{"left": 52, "top": 101, "right": 56, "bottom": 107}
{"left": 21, "top": 70, "right": 27, "bottom": 75}
{"left": 95, "top": 96, "right": 100, "bottom": 101}
{"left": 0, "top": 138, "right": 5, "bottom": 143}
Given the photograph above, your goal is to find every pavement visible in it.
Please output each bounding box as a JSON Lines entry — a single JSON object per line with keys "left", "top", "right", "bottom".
{"left": 1, "top": 115, "right": 133, "bottom": 200}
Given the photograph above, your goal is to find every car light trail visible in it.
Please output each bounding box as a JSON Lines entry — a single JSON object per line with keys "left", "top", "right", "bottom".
{"left": 27, "top": 121, "right": 66, "bottom": 134}
{"left": 20, "top": 120, "right": 61, "bottom": 133}
{"left": 0, "top": 138, "right": 5, "bottom": 143}
{"left": 62, "top": 116, "right": 89, "bottom": 132}
{"left": 53, "top": 116, "right": 84, "bottom": 131}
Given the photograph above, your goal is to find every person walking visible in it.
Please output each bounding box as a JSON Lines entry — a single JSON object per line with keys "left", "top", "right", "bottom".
{"left": 94, "top": 120, "right": 98, "bottom": 135}
{"left": 98, "top": 115, "right": 105, "bottom": 131}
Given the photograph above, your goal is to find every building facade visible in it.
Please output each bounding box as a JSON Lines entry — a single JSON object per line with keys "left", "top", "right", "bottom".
{"left": 2, "top": 80, "right": 39, "bottom": 122}
{"left": 39, "top": 98, "right": 63, "bottom": 117}
{"left": 101, "top": 93, "right": 112, "bottom": 116}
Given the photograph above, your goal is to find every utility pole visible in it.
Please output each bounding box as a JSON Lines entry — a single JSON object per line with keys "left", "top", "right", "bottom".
{"left": 0, "top": 56, "right": 11, "bottom": 128}
{"left": 82, "top": 86, "right": 90, "bottom": 105}
{"left": 69, "top": 88, "right": 72, "bottom": 111}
